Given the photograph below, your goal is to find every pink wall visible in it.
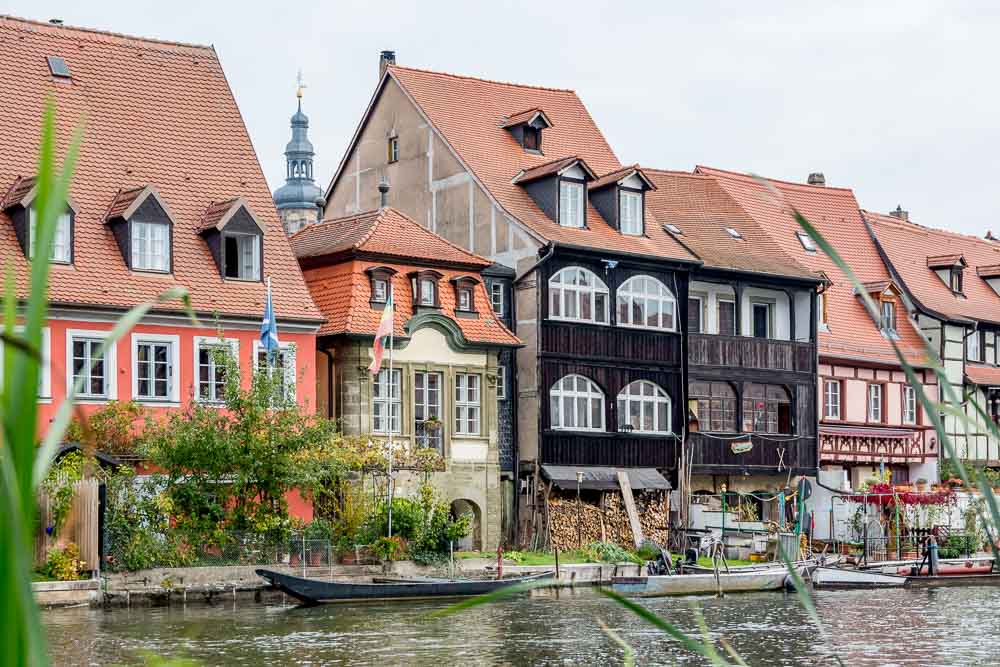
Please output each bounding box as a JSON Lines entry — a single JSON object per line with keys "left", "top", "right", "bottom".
{"left": 35, "top": 317, "right": 317, "bottom": 433}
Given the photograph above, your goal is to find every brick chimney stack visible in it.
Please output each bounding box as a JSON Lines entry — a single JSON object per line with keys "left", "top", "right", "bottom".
{"left": 379, "top": 50, "right": 396, "bottom": 80}
{"left": 807, "top": 172, "right": 826, "bottom": 187}
{"left": 889, "top": 205, "right": 909, "bottom": 222}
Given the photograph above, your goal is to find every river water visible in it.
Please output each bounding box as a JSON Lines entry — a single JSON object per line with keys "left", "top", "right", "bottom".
{"left": 43, "top": 586, "right": 1000, "bottom": 666}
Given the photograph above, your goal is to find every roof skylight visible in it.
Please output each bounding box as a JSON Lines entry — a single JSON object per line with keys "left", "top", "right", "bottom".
{"left": 663, "top": 223, "right": 683, "bottom": 235}
{"left": 46, "top": 56, "right": 70, "bottom": 78}
{"left": 797, "top": 231, "right": 817, "bottom": 251}
{"left": 724, "top": 227, "right": 742, "bottom": 240}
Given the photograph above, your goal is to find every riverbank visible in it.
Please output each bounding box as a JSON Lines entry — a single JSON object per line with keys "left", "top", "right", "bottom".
{"left": 44, "top": 559, "right": 644, "bottom": 608}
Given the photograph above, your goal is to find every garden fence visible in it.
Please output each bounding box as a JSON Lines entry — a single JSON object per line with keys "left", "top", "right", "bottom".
{"left": 102, "top": 530, "right": 339, "bottom": 573}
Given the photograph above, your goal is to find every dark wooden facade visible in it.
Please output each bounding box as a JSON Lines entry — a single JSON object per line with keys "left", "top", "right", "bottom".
{"left": 535, "top": 250, "right": 690, "bottom": 474}
{"left": 687, "top": 271, "right": 820, "bottom": 477}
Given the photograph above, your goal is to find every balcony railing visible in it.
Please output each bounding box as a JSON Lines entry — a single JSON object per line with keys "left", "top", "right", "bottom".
{"left": 540, "top": 430, "right": 677, "bottom": 468}
{"left": 687, "top": 432, "right": 818, "bottom": 472}
{"left": 688, "top": 333, "right": 813, "bottom": 373}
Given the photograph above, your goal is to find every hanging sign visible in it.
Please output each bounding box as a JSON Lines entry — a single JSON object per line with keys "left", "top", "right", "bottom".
{"left": 731, "top": 439, "right": 753, "bottom": 454}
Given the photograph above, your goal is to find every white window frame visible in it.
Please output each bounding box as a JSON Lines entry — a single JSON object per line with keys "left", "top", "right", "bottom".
{"left": 372, "top": 367, "right": 401, "bottom": 434}
{"left": 902, "top": 384, "right": 917, "bottom": 425}
{"left": 490, "top": 282, "right": 504, "bottom": 316}
{"left": 388, "top": 136, "right": 399, "bottom": 163}
{"left": 968, "top": 329, "right": 982, "bottom": 362}
{"left": 823, "top": 379, "right": 841, "bottom": 420}
{"left": 457, "top": 287, "right": 472, "bottom": 312}
{"left": 131, "top": 220, "right": 170, "bottom": 272}
{"left": 193, "top": 336, "right": 239, "bottom": 404}
{"left": 66, "top": 329, "right": 117, "bottom": 402}
{"left": 414, "top": 370, "right": 443, "bottom": 450}
{"left": 454, "top": 373, "right": 481, "bottom": 436}
{"left": 796, "top": 231, "right": 817, "bottom": 252}
{"left": 616, "top": 275, "right": 677, "bottom": 331}
{"left": 496, "top": 364, "right": 506, "bottom": 401}
{"left": 619, "top": 190, "right": 643, "bottom": 236}
{"left": 751, "top": 301, "right": 773, "bottom": 339}
{"left": 419, "top": 278, "right": 436, "bottom": 306}
{"left": 372, "top": 279, "right": 388, "bottom": 303}
{"left": 252, "top": 340, "right": 297, "bottom": 403}
{"left": 29, "top": 207, "right": 72, "bottom": 263}
{"left": 550, "top": 374, "right": 605, "bottom": 432}
{"left": 617, "top": 380, "right": 672, "bottom": 434}
{"left": 224, "top": 232, "right": 261, "bottom": 281}
{"left": 0, "top": 326, "right": 51, "bottom": 400}
{"left": 548, "top": 266, "right": 609, "bottom": 325}
{"left": 868, "top": 383, "right": 883, "bottom": 423}
{"left": 558, "top": 180, "right": 584, "bottom": 228}
{"left": 131, "top": 333, "right": 180, "bottom": 404}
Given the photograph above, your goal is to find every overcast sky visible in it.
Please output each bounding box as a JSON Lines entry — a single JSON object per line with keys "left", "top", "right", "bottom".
{"left": 17, "top": 1, "right": 1000, "bottom": 236}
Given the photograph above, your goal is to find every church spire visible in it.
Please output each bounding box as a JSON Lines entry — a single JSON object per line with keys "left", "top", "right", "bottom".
{"left": 273, "top": 71, "right": 323, "bottom": 236}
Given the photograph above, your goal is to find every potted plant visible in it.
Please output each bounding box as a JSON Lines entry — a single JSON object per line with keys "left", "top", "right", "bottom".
{"left": 422, "top": 415, "right": 442, "bottom": 433}
{"left": 915, "top": 478, "right": 928, "bottom": 493}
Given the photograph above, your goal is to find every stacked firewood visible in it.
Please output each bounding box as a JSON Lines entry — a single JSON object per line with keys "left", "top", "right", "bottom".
{"left": 547, "top": 491, "right": 668, "bottom": 552}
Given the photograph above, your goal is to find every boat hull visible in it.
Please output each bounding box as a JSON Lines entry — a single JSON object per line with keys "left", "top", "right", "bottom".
{"left": 896, "top": 564, "right": 992, "bottom": 576}
{"left": 904, "top": 573, "right": 1000, "bottom": 588}
{"left": 812, "top": 567, "right": 908, "bottom": 589}
{"left": 612, "top": 568, "right": 802, "bottom": 597}
{"left": 256, "top": 568, "right": 554, "bottom": 605}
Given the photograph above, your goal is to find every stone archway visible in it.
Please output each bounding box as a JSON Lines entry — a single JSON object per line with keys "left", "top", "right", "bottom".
{"left": 450, "top": 498, "right": 483, "bottom": 552}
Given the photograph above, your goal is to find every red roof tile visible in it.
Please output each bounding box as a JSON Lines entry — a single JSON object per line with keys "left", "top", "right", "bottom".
{"left": 103, "top": 186, "right": 148, "bottom": 221}
{"left": 369, "top": 66, "right": 697, "bottom": 263}
{"left": 695, "top": 166, "right": 927, "bottom": 367}
{"left": 500, "top": 107, "right": 552, "bottom": 128}
{"left": 864, "top": 210, "right": 1000, "bottom": 325}
{"left": 0, "top": 16, "right": 320, "bottom": 322}
{"left": 589, "top": 165, "right": 655, "bottom": 192}
{"left": 967, "top": 364, "right": 1000, "bottom": 387}
{"left": 512, "top": 156, "right": 594, "bottom": 184}
{"left": 644, "top": 169, "right": 816, "bottom": 280}
{"left": 1, "top": 175, "right": 37, "bottom": 209}
{"left": 290, "top": 207, "right": 491, "bottom": 268}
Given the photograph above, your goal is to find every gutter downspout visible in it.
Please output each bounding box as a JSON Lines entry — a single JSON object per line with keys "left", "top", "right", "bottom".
{"left": 515, "top": 242, "right": 556, "bottom": 285}
{"left": 317, "top": 347, "right": 335, "bottom": 419}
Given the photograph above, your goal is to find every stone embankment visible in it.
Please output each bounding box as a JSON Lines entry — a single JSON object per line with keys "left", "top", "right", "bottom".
{"left": 35, "top": 559, "right": 643, "bottom": 608}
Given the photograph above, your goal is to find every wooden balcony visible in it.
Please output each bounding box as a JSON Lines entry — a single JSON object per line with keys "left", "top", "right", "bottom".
{"left": 688, "top": 334, "right": 814, "bottom": 373}
{"left": 687, "top": 432, "right": 818, "bottom": 474}
{"left": 540, "top": 321, "right": 681, "bottom": 366}
{"left": 540, "top": 431, "right": 678, "bottom": 468}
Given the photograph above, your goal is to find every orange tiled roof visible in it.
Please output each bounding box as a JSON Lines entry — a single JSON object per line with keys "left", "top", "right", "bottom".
{"left": 500, "top": 107, "right": 552, "bottom": 128}
{"left": 589, "top": 165, "right": 655, "bottom": 192}
{"left": 643, "top": 169, "right": 816, "bottom": 280}
{"left": 967, "top": 364, "right": 1000, "bottom": 387}
{"left": 298, "top": 209, "right": 519, "bottom": 347}
{"left": 0, "top": 16, "right": 320, "bottom": 322}
{"left": 290, "top": 207, "right": 491, "bottom": 268}
{"left": 695, "top": 166, "right": 928, "bottom": 367}
{"left": 864, "top": 210, "right": 1000, "bottom": 325}
{"left": 513, "top": 156, "right": 594, "bottom": 184}
{"left": 369, "top": 65, "right": 698, "bottom": 263}
{"left": 103, "top": 186, "right": 148, "bottom": 221}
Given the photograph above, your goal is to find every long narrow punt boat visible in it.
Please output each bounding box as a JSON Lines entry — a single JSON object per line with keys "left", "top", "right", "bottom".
{"left": 612, "top": 566, "right": 805, "bottom": 597}
{"left": 256, "top": 568, "right": 554, "bottom": 605}
{"left": 904, "top": 572, "right": 1000, "bottom": 588}
{"left": 812, "top": 567, "right": 908, "bottom": 589}
{"left": 682, "top": 558, "right": 819, "bottom": 575}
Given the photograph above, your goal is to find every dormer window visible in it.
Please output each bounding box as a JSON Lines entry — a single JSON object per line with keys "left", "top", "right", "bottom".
{"left": 927, "top": 254, "right": 967, "bottom": 294}
{"left": 132, "top": 221, "right": 170, "bottom": 272}
{"left": 559, "top": 181, "right": 584, "bottom": 228}
{"left": 501, "top": 108, "right": 553, "bottom": 154}
{"left": 197, "top": 198, "right": 265, "bottom": 282}
{"left": 951, "top": 267, "right": 964, "bottom": 293}
{"left": 410, "top": 270, "right": 443, "bottom": 308}
{"left": 365, "top": 266, "right": 397, "bottom": 308}
{"left": 880, "top": 299, "right": 897, "bottom": 336}
{"left": 450, "top": 276, "right": 480, "bottom": 316}
{"left": 224, "top": 233, "right": 260, "bottom": 280}
{"left": 29, "top": 207, "right": 72, "bottom": 263}
{"left": 619, "top": 190, "right": 643, "bottom": 235}
{"left": 104, "top": 185, "right": 175, "bottom": 273}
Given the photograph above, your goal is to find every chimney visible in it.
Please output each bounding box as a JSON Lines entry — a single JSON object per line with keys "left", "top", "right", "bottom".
{"left": 379, "top": 50, "right": 396, "bottom": 80}
{"left": 378, "top": 177, "right": 390, "bottom": 208}
{"left": 807, "top": 172, "right": 825, "bottom": 187}
{"left": 987, "top": 230, "right": 997, "bottom": 242}
{"left": 889, "top": 205, "right": 909, "bottom": 222}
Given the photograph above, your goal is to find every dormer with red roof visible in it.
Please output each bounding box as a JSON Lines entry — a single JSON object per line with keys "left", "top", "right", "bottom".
{"left": 104, "top": 185, "right": 176, "bottom": 274}
{"left": 2, "top": 174, "right": 76, "bottom": 264}
{"left": 589, "top": 165, "right": 656, "bottom": 236}
{"left": 501, "top": 107, "right": 553, "bottom": 154}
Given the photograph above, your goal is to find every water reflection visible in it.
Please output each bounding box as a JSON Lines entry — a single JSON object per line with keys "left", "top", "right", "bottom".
{"left": 42, "top": 586, "right": 1000, "bottom": 666}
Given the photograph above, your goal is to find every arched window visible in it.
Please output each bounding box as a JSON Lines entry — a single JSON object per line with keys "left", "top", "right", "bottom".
{"left": 743, "top": 383, "right": 792, "bottom": 434}
{"left": 549, "top": 267, "right": 609, "bottom": 324}
{"left": 617, "top": 275, "right": 676, "bottom": 330}
{"left": 617, "top": 380, "right": 671, "bottom": 434}
{"left": 690, "top": 381, "right": 737, "bottom": 433}
{"left": 550, "top": 374, "right": 605, "bottom": 431}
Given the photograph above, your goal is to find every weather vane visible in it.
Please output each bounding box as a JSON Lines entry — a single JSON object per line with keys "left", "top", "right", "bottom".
{"left": 296, "top": 69, "right": 307, "bottom": 99}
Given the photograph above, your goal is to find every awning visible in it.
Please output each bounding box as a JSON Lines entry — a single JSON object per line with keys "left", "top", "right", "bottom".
{"left": 540, "top": 465, "right": 671, "bottom": 491}
{"left": 967, "top": 364, "right": 1000, "bottom": 387}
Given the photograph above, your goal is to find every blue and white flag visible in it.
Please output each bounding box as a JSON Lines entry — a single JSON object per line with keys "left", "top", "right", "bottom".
{"left": 261, "top": 277, "right": 280, "bottom": 364}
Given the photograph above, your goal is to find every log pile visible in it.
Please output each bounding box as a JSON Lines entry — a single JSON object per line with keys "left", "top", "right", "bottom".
{"left": 547, "top": 490, "right": 668, "bottom": 552}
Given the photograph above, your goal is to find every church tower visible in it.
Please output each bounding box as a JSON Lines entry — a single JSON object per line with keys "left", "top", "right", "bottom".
{"left": 273, "top": 78, "right": 323, "bottom": 235}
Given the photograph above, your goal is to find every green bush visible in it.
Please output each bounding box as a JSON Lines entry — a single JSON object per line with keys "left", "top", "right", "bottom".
{"left": 38, "top": 543, "right": 85, "bottom": 581}
{"left": 636, "top": 539, "right": 662, "bottom": 561}
{"left": 583, "top": 541, "right": 640, "bottom": 564}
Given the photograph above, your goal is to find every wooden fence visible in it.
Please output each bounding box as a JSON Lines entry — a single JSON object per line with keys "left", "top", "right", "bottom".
{"left": 35, "top": 479, "right": 100, "bottom": 570}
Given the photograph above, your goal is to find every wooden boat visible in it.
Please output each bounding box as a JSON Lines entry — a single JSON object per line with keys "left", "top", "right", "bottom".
{"left": 812, "top": 566, "right": 908, "bottom": 589}
{"left": 896, "top": 563, "right": 993, "bottom": 576}
{"left": 612, "top": 566, "right": 806, "bottom": 598}
{"left": 682, "top": 558, "right": 818, "bottom": 575}
{"left": 256, "top": 568, "right": 554, "bottom": 605}
{"left": 905, "top": 573, "right": 1000, "bottom": 588}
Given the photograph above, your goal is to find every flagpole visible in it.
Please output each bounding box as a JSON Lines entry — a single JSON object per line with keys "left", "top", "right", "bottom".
{"left": 387, "top": 284, "right": 395, "bottom": 540}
